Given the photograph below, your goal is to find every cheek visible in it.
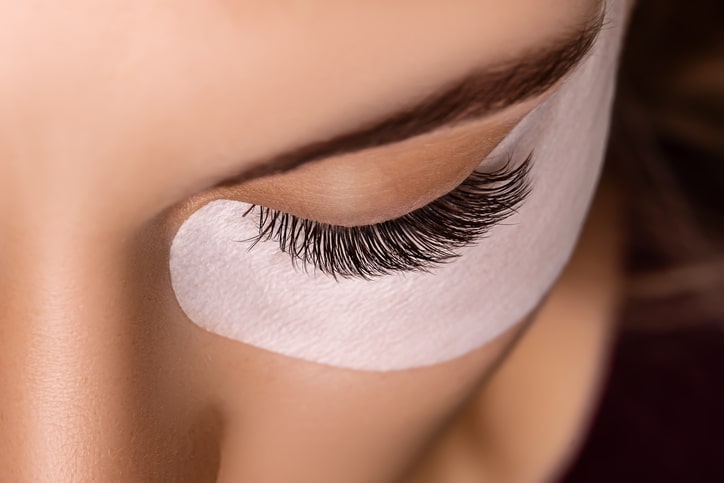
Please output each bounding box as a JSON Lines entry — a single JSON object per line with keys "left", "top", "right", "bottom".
{"left": 168, "top": 3, "right": 624, "bottom": 372}
{"left": 199, "top": 324, "right": 518, "bottom": 481}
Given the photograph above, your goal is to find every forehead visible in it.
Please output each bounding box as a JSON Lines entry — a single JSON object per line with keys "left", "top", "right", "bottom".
{"left": 0, "top": 0, "right": 595, "bottom": 215}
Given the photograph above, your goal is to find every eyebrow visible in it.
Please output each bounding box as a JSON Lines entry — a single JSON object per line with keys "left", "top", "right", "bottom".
{"left": 221, "top": 7, "right": 605, "bottom": 186}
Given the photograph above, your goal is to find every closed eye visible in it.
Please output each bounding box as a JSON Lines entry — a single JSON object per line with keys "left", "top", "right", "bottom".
{"left": 240, "top": 152, "right": 532, "bottom": 280}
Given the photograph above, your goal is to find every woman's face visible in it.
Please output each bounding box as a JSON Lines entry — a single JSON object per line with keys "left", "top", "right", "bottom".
{"left": 0, "top": 0, "right": 629, "bottom": 481}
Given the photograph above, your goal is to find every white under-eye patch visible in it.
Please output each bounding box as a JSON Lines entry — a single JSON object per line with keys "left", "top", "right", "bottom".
{"left": 169, "top": 2, "right": 625, "bottom": 371}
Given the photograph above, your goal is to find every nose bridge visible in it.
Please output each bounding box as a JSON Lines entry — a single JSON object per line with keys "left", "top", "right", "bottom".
{"left": 0, "top": 5, "right": 227, "bottom": 478}
{"left": 0, "top": 223, "right": 220, "bottom": 481}
{"left": 0, "top": 229, "right": 145, "bottom": 479}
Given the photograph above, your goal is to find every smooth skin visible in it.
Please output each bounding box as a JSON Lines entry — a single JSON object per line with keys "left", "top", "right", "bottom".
{"left": 0, "top": 1, "right": 628, "bottom": 481}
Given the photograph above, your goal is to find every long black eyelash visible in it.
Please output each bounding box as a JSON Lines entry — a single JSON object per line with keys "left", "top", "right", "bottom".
{"left": 242, "top": 153, "right": 532, "bottom": 280}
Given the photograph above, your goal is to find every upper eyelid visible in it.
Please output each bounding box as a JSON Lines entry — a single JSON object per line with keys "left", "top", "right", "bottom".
{"left": 241, "top": 152, "right": 533, "bottom": 280}
{"left": 213, "top": 105, "right": 538, "bottom": 231}
{"left": 224, "top": 90, "right": 543, "bottom": 191}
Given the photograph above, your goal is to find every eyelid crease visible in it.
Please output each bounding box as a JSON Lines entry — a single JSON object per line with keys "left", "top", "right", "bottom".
{"left": 240, "top": 152, "right": 533, "bottom": 280}
{"left": 222, "top": 99, "right": 539, "bottom": 228}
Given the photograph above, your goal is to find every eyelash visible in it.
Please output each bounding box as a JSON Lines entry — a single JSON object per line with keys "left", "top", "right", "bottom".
{"left": 242, "top": 153, "right": 533, "bottom": 280}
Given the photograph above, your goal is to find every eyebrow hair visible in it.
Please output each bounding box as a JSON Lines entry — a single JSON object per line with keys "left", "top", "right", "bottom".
{"left": 221, "top": 7, "right": 605, "bottom": 186}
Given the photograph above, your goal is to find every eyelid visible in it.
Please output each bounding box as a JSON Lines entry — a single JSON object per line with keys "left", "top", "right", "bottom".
{"left": 216, "top": 104, "right": 535, "bottom": 227}
{"left": 241, "top": 152, "right": 533, "bottom": 279}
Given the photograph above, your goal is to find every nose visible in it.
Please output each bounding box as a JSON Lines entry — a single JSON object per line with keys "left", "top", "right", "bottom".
{"left": 0, "top": 223, "right": 222, "bottom": 482}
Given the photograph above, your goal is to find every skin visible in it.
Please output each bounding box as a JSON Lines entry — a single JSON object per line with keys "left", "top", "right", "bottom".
{"left": 0, "top": 0, "right": 628, "bottom": 481}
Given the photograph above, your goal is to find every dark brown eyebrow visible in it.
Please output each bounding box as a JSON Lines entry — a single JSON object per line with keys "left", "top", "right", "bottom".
{"left": 221, "top": 7, "right": 605, "bottom": 186}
